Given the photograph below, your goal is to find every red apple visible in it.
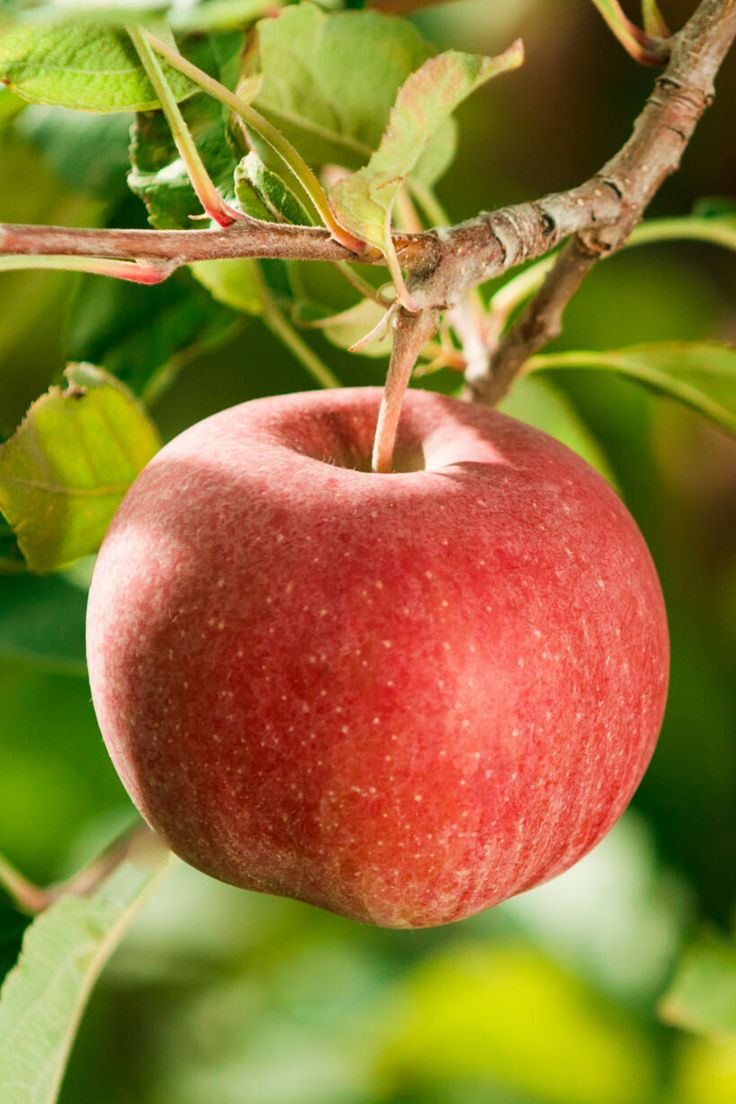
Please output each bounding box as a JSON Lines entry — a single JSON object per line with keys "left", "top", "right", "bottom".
{"left": 86, "top": 387, "right": 669, "bottom": 928}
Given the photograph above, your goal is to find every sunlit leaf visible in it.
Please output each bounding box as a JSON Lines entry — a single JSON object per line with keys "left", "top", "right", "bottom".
{"left": 0, "top": 830, "right": 170, "bottom": 1104}
{"left": 330, "top": 42, "right": 522, "bottom": 252}
{"left": 528, "top": 343, "right": 736, "bottom": 435}
{"left": 660, "top": 933, "right": 736, "bottom": 1040}
{"left": 251, "top": 3, "right": 456, "bottom": 183}
{"left": 0, "top": 24, "right": 195, "bottom": 112}
{"left": 0, "top": 364, "right": 161, "bottom": 574}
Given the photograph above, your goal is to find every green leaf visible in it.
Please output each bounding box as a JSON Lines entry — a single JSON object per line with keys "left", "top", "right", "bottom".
{"left": 251, "top": 3, "right": 455, "bottom": 183}
{"left": 0, "top": 364, "right": 161, "bottom": 574}
{"left": 0, "top": 573, "right": 87, "bottom": 674}
{"left": 190, "top": 258, "right": 264, "bottom": 315}
{"left": 19, "top": 106, "right": 132, "bottom": 198}
{"left": 528, "top": 343, "right": 736, "bottom": 435}
{"left": 659, "top": 933, "right": 736, "bottom": 1040}
{"left": 0, "top": 908, "right": 28, "bottom": 989}
{"left": 500, "top": 375, "right": 617, "bottom": 486}
{"left": 0, "top": 516, "right": 24, "bottom": 574}
{"left": 309, "top": 298, "right": 391, "bottom": 358}
{"left": 235, "top": 151, "right": 313, "bottom": 225}
{"left": 0, "top": 24, "right": 195, "bottom": 112}
{"left": 330, "top": 42, "right": 523, "bottom": 251}
{"left": 0, "top": 84, "right": 24, "bottom": 125}
{"left": 65, "top": 271, "right": 242, "bottom": 403}
{"left": 3, "top": 1, "right": 279, "bottom": 34}
{"left": 629, "top": 211, "right": 736, "bottom": 252}
{"left": 0, "top": 831, "right": 170, "bottom": 1104}
{"left": 384, "top": 943, "right": 658, "bottom": 1104}
{"left": 128, "top": 34, "right": 243, "bottom": 228}
{"left": 692, "top": 196, "right": 736, "bottom": 220}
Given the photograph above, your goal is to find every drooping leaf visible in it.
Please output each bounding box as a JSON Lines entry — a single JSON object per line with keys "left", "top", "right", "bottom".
{"left": 235, "top": 150, "right": 313, "bottom": 225}
{"left": 0, "top": 364, "right": 161, "bottom": 574}
{"left": 0, "top": 24, "right": 195, "bottom": 112}
{"left": 0, "top": 831, "right": 170, "bottom": 1104}
{"left": 330, "top": 42, "right": 523, "bottom": 251}
{"left": 128, "top": 33, "right": 244, "bottom": 228}
{"left": 528, "top": 343, "right": 736, "bottom": 435}
{"left": 251, "top": 3, "right": 456, "bottom": 183}
{"left": 66, "top": 271, "right": 242, "bottom": 402}
{"left": 659, "top": 933, "right": 736, "bottom": 1040}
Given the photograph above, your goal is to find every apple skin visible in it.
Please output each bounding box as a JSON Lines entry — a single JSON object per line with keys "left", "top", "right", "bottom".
{"left": 86, "top": 387, "right": 668, "bottom": 929}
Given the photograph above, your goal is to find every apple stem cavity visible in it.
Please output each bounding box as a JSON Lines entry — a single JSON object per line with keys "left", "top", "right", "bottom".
{"left": 371, "top": 306, "right": 440, "bottom": 473}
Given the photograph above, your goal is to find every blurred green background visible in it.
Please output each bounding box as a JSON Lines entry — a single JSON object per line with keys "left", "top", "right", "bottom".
{"left": 1, "top": 1, "right": 735, "bottom": 1101}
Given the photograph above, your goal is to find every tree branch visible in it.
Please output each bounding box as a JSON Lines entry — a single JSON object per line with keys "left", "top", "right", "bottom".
{"left": 0, "top": 0, "right": 734, "bottom": 406}
{"left": 466, "top": 0, "right": 736, "bottom": 406}
{"left": 0, "top": 178, "right": 620, "bottom": 286}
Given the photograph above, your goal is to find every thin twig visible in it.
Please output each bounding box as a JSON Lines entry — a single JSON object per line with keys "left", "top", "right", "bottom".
{"left": 0, "top": 823, "right": 156, "bottom": 916}
{"left": 466, "top": 0, "right": 736, "bottom": 407}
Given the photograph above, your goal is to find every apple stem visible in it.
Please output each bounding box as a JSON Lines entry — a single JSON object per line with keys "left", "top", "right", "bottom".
{"left": 371, "top": 306, "right": 440, "bottom": 474}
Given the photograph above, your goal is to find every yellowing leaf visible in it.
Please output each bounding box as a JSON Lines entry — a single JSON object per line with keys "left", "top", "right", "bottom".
{"left": 330, "top": 42, "right": 523, "bottom": 253}
{"left": 0, "top": 364, "right": 161, "bottom": 573}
